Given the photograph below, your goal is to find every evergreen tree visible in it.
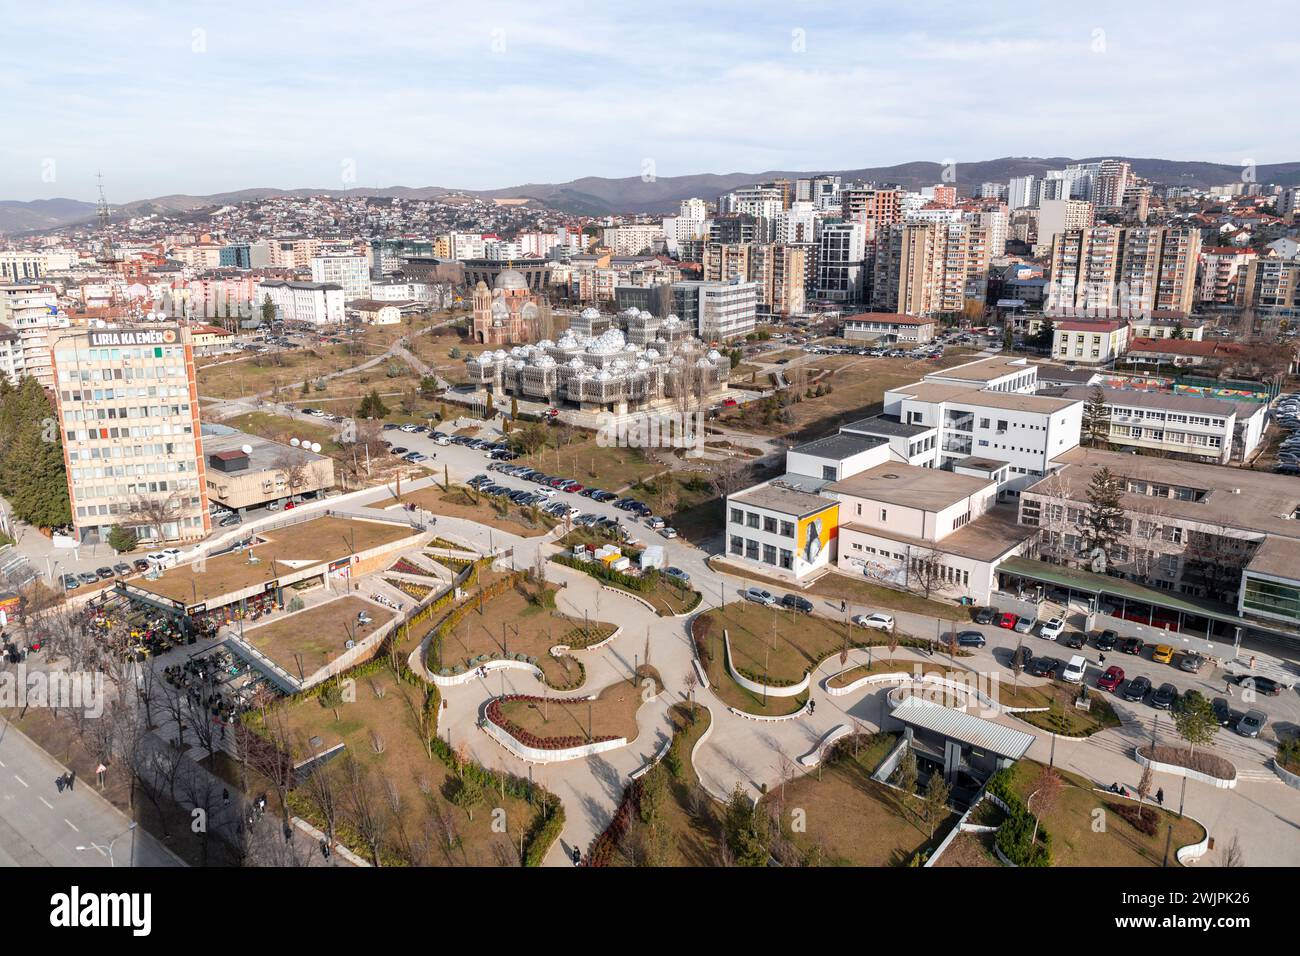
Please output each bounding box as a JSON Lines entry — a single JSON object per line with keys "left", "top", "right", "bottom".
{"left": 1082, "top": 385, "right": 1112, "bottom": 447}
{"left": 0, "top": 377, "right": 72, "bottom": 529}
{"left": 108, "top": 525, "right": 138, "bottom": 553}
{"left": 1082, "top": 466, "right": 1126, "bottom": 570}
{"left": 1031, "top": 319, "right": 1055, "bottom": 351}
{"left": 261, "top": 294, "right": 276, "bottom": 327}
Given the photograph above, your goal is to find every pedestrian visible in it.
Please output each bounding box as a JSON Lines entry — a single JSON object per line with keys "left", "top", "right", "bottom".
{"left": 571, "top": 846, "right": 581, "bottom": 866}
{"left": 1099, "top": 653, "right": 1106, "bottom": 665}
{"left": 808, "top": 698, "right": 816, "bottom": 714}
{"left": 1249, "top": 655, "right": 1256, "bottom": 669}
{"left": 1156, "top": 787, "right": 1164, "bottom": 807}
{"left": 66, "top": 770, "right": 75, "bottom": 791}
{"left": 55, "top": 774, "right": 66, "bottom": 794}
{"left": 321, "top": 839, "right": 331, "bottom": 860}
{"left": 223, "top": 787, "right": 230, "bottom": 806}
{"left": 1225, "top": 680, "right": 1233, "bottom": 697}
{"left": 840, "top": 599, "right": 847, "bottom": 614}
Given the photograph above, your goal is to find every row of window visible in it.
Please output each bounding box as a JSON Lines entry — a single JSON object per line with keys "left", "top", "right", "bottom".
{"left": 61, "top": 403, "right": 191, "bottom": 422}
{"left": 76, "top": 495, "right": 204, "bottom": 519}
{"left": 729, "top": 535, "right": 795, "bottom": 570}
{"left": 728, "top": 508, "right": 796, "bottom": 538}
{"left": 55, "top": 346, "right": 186, "bottom": 364}
{"left": 66, "top": 423, "right": 194, "bottom": 442}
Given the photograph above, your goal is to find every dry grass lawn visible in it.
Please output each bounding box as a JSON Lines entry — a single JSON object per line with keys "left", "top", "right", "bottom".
{"left": 241, "top": 596, "right": 393, "bottom": 678}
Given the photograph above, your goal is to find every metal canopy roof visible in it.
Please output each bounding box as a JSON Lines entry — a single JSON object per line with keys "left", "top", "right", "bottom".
{"left": 892, "top": 696, "right": 1036, "bottom": 760}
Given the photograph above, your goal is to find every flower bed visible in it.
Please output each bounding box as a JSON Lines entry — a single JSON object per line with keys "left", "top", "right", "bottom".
{"left": 485, "top": 695, "right": 619, "bottom": 750}
{"left": 388, "top": 556, "right": 432, "bottom": 577}
{"left": 385, "top": 578, "right": 433, "bottom": 600}
{"left": 1137, "top": 745, "right": 1235, "bottom": 781}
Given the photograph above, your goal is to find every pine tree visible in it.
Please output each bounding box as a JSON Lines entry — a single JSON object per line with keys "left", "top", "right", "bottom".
{"left": 1082, "top": 385, "right": 1112, "bottom": 447}
{"left": 1082, "top": 466, "right": 1125, "bottom": 570}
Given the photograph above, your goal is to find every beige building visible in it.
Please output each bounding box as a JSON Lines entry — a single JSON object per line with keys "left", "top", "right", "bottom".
{"left": 874, "top": 221, "right": 990, "bottom": 316}
{"left": 202, "top": 431, "right": 335, "bottom": 512}
{"left": 1047, "top": 226, "right": 1201, "bottom": 316}
{"left": 50, "top": 324, "right": 210, "bottom": 545}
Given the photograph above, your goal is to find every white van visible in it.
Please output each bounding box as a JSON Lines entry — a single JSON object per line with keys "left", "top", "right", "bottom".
{"left": 1062, "top": 655, "right": 1088, "bottom": 684}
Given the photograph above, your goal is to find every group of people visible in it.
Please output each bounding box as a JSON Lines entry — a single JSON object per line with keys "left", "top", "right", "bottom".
{"left": 162, "top": 650, "right": 255, "bottom": 729}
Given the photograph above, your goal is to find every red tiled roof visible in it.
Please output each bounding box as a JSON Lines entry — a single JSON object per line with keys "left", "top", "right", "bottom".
{"left": 1055, "top": 320, "right": 1126, "bottom": 332}
{"left": 1129, "top": 338, "right": 1243, "bottom": 357}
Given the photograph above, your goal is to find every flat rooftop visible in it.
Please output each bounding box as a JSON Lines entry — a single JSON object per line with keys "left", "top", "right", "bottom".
{"left": 840, "top": 414, "right": 934, "bottom": 438}
{"left": 1246, "top": 536, "right": 1300, "bottom": 582}
{"left": 1029, "top": 446, "right": 1300, "bottom": 541}
{"left": 729, "top": 483, "right": 838, "bottom": 519}
{"left": 201, "top": 426, "right": 328, "bottom": 470}
{"left": 790, "top": 432, "right": 885, "bottom": 462}
{"left": 828, "top": 462, "right": 992, "bottom": 511}
{"left": 897, "top": 381, "right": 1079, "bottom": 414}
{"left": 239, "top": 595, "right": 396, "bottom": 676}
{"left": 1033, "top": 364, "right": 1098, "bottom": 385}
{"left": 891, "top": 696, "right": 1036, "bottom": 761}
{"left": 923, "top": 355, "right": 1034, "bottom": 384}
{"left": 1058, "top": 384, "right": 1241, "bottom": 417}
{"left": 131, "top": 515, "right": 418, "bottom": 607}
{"left": 842, "top": 505, "right": 1033, "bottom": 563}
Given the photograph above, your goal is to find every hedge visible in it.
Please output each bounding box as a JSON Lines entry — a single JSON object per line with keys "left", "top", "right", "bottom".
{"left": 552, "top": 554, "right": 657, "bottom": 593}
{"left": 986, "top": 769, "right": 1052, "bottom": 867}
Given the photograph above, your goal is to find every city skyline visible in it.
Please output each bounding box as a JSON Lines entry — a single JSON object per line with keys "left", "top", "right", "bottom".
{"left": 2, "top": 0, "right": 1297, "bottom": 201}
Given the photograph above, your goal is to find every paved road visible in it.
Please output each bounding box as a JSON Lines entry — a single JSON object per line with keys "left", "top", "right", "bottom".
{"left": 0, "top": 717, "right": 181, "bottom": 867}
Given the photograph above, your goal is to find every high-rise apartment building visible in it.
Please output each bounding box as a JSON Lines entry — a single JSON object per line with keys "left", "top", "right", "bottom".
{"left": 1046, "top": 226, "right": 1201, "bottom": 315}
{"left": 749, "top": 243, "right": 809, "bottom": 317}
{"left": 814, "top": 222, "right": 870, "bottom": 305}
{"left": 1199, "top": 247, "right": 1257, "bottom": 306}
{"left": 50, "top": 324, "right": 209, "bottom": 545}
{"left": 874, "top": 222, "right": 989, "bottom": 316}
{"left": 840, "top": 187, "right": 901, "bottom": 228}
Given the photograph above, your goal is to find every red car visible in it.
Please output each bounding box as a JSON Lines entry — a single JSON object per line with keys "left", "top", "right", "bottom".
{"left": 722, "top": 398, "right": 738, "bottom": 407}
{"left": 997, "top": 612, "right": 1019, "bottom": 630}
{"left": 1096, "top": 665, "right": 1125, "bottom": 692}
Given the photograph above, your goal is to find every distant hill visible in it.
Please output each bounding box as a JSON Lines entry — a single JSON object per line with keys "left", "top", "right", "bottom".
{"left": 5, "top": 156, "right": 1299, "bottom": 233}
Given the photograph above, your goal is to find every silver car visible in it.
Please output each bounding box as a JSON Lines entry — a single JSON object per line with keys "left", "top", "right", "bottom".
{"left": 1236, "top": 709, "right": 1267, "bottom": 738}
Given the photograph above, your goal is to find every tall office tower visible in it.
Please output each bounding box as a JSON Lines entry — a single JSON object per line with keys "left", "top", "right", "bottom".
{"left": 874, "top": 222, "right": 989, "bottom": 315}
{"left": 677, "top": 279, "right": 757, "bottom": 341}
{"left": 814, "top": 221, "right": 870, "bottom": 305}
{"left": 310, "top": 253, "right": 371, "bottom": 301}
{"left": 1007, "top": 175, "right": 1037, "bottom": 210}
{"left": 50, "top": 324, "right": 210, "bottom": 545}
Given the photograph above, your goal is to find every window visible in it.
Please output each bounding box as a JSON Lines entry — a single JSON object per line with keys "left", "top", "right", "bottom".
{"left": 730, "top": 535, "right": 743, "bottom": 555}
{"left": 730, "top": 507, "right": 743, "bottom": 524}
{"left": 746, "top": 512, "right": 760, "bottom": 529}
{"left": 763, "top": 515, "right": 778, "bottom": 534}
{"left": 762, "top": 544, "right": 777, "bottom": 565}
{"left": 822, "top": 465, "right": 837, "bottom": 480}
{"left": 779, "top": 549, "right": 793, "bottom": 570}
{"left": 745, "top": 539, "right": 759, "bottom": 560}
{"left": 879, "top": 508, "right": 888, "bottom": 522}
{"left": 779, "top": 520, "right": 794, "bottom": 538}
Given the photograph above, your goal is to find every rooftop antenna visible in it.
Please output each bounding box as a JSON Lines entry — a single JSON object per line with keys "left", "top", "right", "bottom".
{"left": 95, "top": 172, "right": 122, "bottom": 266}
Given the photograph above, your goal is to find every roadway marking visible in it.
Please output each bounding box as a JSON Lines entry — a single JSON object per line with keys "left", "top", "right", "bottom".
{"left": 12, "top": 776, "right": 27, "bottom": 788}
{"left": 64, "top": 819, "right": 79, "bottom": 832}
{"left": 39, "top": 796, "right": 52, "bottom": 809}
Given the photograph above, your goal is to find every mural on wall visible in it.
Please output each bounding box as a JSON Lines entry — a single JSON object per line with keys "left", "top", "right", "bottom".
{"left": 797, "top": 505, "right": 838, "bottom": 566}
{"left": 847, "top": 555, "right": 907, "bottom": 588}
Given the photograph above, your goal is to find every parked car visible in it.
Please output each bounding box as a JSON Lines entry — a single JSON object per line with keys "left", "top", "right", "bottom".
{"left": 61, "top": 574, "right": 81, "bottom": 591}
{"left": 113, "top": 562, "right": 132, "bottom": 576}
{"left": 1122, "top": 675, "right": 1152, "bottom": 702}
{"left": 132, "top": 558, "right": 150, "bottom": 572}
{"left": 389, "top": 446, "right": 409, "bottom": 456}
{"left": 1236, "top": 709, "right": 1268, "bottom": 738}
{"left": 1177, "top": 654, "right": 1205, "bottom": 674}
{"left": 956, "top": 630, "right": 986, "bottom": 648}
{"left": 1119, "top": 637, "right": 1145, "bottom": 655}
{"left": 1094, "top": 629, "right": 1118, "bottom": 651}
{"left": 1039, "top": 617, "right": 1065, "bottom": 640}
{"left": 1151, "top": 682, "right": 1178, "bottom": 710}
{"left": 781, "top": 594, "right": 814, "bottom": 614}
{"left": 1062, "top": 655, "right": 1088, "bottom": 684}
{"left": 743, "top": 587, "right": 777, "bottom": 606}
{"left": 220, "top": 515, "right": 242, "bottom": 527}
{"left": 1027, "top": 657, "right": 1061, "bottom": 678}
{"left": 997, "top": 612, "right": 1019, "bottom": 630}
{"left": 973, "top": 606, "right": 998, "bottom": 626}
{"left": 95, "top": 566, "right": 115, "bottom": 580}
{"left": 1063, "top": 631, "right": 1086, "bottom": 650}
{"left": 1212, "top": 697, "right": 1236, "bottom": 727}
{"left": 78, "top": 571, "right": 99, "bottom": 585}
{"left": 1236, "top": 675, "right": 1284, "bottom": 696}
{"left": 1013, "top": 616, "right": 1036, "bottom": 634}
{"left": 1096, "top": 665, "right": 1125, "bottom": 692}
{"left": 647, "top": 516, "right": 666, "bottom": 530}
{"left": 1152, "top": 644, "right": 1175, "bottom": 665}
{"left": 663, "top": 567, "right": 691, "bottom": 586}
{"left": 852, "top": 612, "right": 894, "bottom": 632}
{"left": 1011, "top": 645, "right": 1033, "bottom": 669}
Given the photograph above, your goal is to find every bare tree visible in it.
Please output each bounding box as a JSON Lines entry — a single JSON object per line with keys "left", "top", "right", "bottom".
{"left": 342, "top": 756, "right": 387, "bottom": 866}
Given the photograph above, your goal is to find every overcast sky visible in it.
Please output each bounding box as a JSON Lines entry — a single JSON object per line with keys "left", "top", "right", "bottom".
{"left": 2, "top": 0, "right": 1296, "bottom": 202}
